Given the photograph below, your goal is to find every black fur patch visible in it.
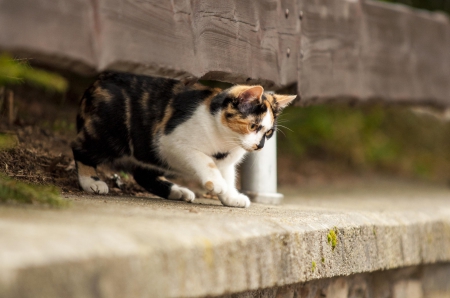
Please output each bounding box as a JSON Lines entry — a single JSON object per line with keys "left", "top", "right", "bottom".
{"left": 165, "top": 89, "right": 213, "bottom": 134}
{"left": 210, "top": 92, "right": 230, "bottom": 115}
{"left": 237, "top": 100, "right": 267, "bottom": 118}
{"left": 213, "top": 152, "right": 229, "bottom": 160}
{"left": 91, "top": 176, "right": 100, "bottom": 181}
{"left": 133, "top": 167, "right": 172, "bottom": 199}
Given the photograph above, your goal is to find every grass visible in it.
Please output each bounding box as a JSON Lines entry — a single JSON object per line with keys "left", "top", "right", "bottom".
{"left": 0, "top": 55, "right": 70, "bottom": 207}
{"left": 0, "top": 54, "right": 68, "bottom": 93}
{"left": 0, "top": 133, "right": 18, "bottom": 150}
{"left": 0, "top": 174, "right": 69, "bottom": 207}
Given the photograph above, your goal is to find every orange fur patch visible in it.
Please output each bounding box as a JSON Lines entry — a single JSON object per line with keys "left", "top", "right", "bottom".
{"left": 203, "top": 88, "right": 221, "bottom": 108}
{"left": 83, "top": 117, "right": 97, "bottom": 138}
{"left": 153, "top": 101, "right": 174, "bottom": 136}
{"left": 208, "top": 163, "right": 217, "bottom": 169}
{"left": 93, "top": 86, "right": 112, "bottom": 102}
{"left": 141, "top": 92, "right": 149, "bottom": 110}
{"left": 205, "top": 181, "right": 214, "bottom": 191}
{"left": 221, "top": 107, "right": 254, "bottom": 134}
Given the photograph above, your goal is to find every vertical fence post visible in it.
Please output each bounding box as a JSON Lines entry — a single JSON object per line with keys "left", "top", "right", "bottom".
{"left": 240, "top": 131, "right": 283, "bottom": 204}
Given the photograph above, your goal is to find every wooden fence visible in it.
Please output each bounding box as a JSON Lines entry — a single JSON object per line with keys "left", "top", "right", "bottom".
{"left": 0, "top": 0, "right": 449, "bottom": 106}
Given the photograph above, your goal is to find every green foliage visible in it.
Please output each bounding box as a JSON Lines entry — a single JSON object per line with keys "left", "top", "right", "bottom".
{"left": 278, "top": 105, "right": 450, "bottom": 180}
{"left": 378, "top": 0, "right": 450, "bottom": 15}
{"left": 0, "top": 54, "right": 68, "bottom": 92}
{"left": 0, "top": 133, "right": 18, "bottom": 150}
{"left": 0, "top": 174, "right": 69, "bottom": 207}
{"left": 120, "top": 171, "right": 130, "bottom": 179}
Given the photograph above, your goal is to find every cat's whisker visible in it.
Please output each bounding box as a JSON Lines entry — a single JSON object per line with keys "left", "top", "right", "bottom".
{"left": 276, "top": 128, "right": 286, "bottom": 137}
{"left": 278, "top": 112, "right": 291, "bottom": 118}
{"left": 276, "top": 124, "right": 293, "bottom": 132}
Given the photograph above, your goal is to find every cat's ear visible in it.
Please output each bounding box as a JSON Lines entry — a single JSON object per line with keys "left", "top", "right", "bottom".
{"left": 238, "top": 86, "right": 264, "bottom": 104}
{"left": 275, "top": 94, "right": 297, "bottom": 110}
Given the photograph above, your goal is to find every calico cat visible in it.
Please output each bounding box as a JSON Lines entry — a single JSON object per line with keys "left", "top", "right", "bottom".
{"left": 71, "top": 72, "right": 296, "bottom": 208}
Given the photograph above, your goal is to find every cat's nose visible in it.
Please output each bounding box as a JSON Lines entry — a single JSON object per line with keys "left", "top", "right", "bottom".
{"left": 256, "top": 137, "right": 265, "bottom": 150}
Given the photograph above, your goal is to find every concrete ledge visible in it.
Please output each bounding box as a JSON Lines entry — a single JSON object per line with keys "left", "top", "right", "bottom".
{"left": 225, "top": 263, "right": 450, "bottom": 298}
{"left": 1, "top": 179, "right": 450, "bottom": 297}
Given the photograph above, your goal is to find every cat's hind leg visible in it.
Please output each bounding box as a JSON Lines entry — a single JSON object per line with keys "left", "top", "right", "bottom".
{"left": 133, "top": 167, "right": 195, "bottom": 202}
{"left": 75, "top": 161, "right": 109, "bottom": 194}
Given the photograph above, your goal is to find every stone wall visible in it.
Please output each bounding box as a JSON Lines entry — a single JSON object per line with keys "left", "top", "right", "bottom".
{"left": 225, "top": 263, "right": 450, "bottom": 298}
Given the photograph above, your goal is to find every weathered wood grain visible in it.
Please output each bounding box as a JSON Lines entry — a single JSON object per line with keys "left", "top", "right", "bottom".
{"left": 0, "top": 0, "right": 300, "bottom": 88}
{"left": 0, "top": 0, "right": 449, "bottom": 105}
{"left": 0, "top": 0, "right": 97, "bottom": 74}
{"left": 299, "top": 0, "right": 450, "bottom": 106}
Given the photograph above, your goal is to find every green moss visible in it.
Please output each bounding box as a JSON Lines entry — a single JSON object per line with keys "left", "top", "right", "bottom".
{"left": 0, "top": 54, "right": 68, "bottom": 92}
{"left": 311, "top": 261, "right": 316, "bottom": 272}
{"left": 321, "top": 257, "right": 325, "bottom": 264}
{"left": 373, "top": 227, "right": 377, "bottom": 236}
{"left": 0, "top": 175, "right": 70, "bottom": 207}
{"left": 327, "top": 228, "right": 338, "bottom": 250}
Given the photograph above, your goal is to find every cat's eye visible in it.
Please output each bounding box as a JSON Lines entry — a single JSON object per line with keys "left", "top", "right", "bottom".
{"left": 249, "top": 123, "right": 257, "bottom": 131}
{"left": 266, "top": 129, "right": 274, "bottom": 137}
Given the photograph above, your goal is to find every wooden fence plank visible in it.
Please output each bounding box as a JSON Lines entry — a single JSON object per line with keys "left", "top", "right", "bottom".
{"left": 0, "top": 0, "right": 97, "bottom": 74}
{"left": 0, "top": 0, "right": 300, "bottom": 88}
{"left": 298, "top": 0, "right": 450, "bottom": 106}
{"left": 0, "top": 0, "right": 449, "bottom": 105}
{"left": 298, "top": 0, "right": 364, "bottom": 102}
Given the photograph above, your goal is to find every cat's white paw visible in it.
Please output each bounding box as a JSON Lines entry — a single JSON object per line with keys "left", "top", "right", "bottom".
{"left": 80, "top": 177, "right": 109, "bottom": 194}
{"left": 219, "top": 192, "right": 251, "bottom": 208}
{"left": 203, "top": 178, "right": 228, "bottom": 195}
{"left": 168, "top": 185, "right": 196, "bottom": 202}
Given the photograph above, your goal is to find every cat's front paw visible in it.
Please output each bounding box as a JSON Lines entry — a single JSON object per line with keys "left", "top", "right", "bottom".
{"left": 85, "top": 180, "right": 109, "bottom": 194}
{"left": 219, "top": 192, "right": 251, "bottom": 208}
{"left": 203, "top": 178, "right": 228, "bottom": 195}
{"left": 168, "top": 185, "right": 196, "bottom": 202}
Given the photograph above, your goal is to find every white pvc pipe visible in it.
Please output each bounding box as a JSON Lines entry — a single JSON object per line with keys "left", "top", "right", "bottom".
{"left": 240, "top": 131, "right": 283, "bottom": 204}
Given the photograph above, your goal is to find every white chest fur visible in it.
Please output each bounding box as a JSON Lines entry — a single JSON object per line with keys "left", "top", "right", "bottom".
{"left": 157, "top": 105, "right": 246, "bottom": 173}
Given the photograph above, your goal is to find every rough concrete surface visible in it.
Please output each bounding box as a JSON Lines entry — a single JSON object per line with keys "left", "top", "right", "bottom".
{"left": 1, "top": 178, "right": 450, "bottom": 298}
{"left": 226, "top": 263, "right": 450, "bottom": 298}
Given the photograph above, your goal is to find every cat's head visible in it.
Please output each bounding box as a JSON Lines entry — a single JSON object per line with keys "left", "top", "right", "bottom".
{"left": 217, "top": 85, "right": 296, "bottom": 151}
